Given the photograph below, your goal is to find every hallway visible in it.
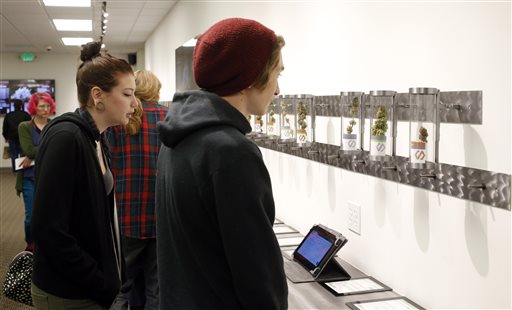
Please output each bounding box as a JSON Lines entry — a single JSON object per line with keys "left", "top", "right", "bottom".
{"left": 0, "top": 168, "right": 32, "bottom": 309}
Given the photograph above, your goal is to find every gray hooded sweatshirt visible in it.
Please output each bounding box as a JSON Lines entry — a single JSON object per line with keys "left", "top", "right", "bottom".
{"left": 156, "top": 90, "right": 288, "bottom": 309}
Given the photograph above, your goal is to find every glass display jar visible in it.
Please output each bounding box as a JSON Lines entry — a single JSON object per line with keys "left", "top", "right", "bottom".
{"left": 409, "top": 87, "right": 439, "bottom": 169}
{"left": 294, "top": 94, "right": 314, "bottom": 146}
{"left": 254, "top": 115, "right": 265, "bottom": 135}
{"left": 279, "top": 95, "right": 296, "bottom": 142}
{"left": 246, "top": 114, "right": 253, "bottom": 133}
{"left": 369, "top": 90, "right": 396, "bottom": 160}
{"left": 340, "top": 92, "right": 363, "bottom": 153}
{"left": 247, "top": 114, "right": 264, "bottom": 136}
{"left": 266, "top": 97, "right": 280, "bottom": 139}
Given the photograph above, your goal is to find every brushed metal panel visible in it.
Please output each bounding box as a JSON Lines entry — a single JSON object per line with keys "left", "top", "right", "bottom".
{"left": 314, "top": 91, "right": 482, "bottom": 124}
{"left": 253, "top": 138, "right": 510, "bottom": 211}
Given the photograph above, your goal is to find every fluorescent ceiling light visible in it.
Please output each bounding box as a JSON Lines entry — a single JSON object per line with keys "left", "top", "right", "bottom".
{"left": 62, "top": 37, "right": 93, "bottom": 46}
{"left": 53, "top": 19, "right": 92, "bottom": 31}
{"left": 43, "top": 0, "right": 90, "bottom": 7}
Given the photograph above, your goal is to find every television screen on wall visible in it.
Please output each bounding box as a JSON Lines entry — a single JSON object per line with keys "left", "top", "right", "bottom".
{"left": 0, "top": 79, "right": 55, "bottom": 114}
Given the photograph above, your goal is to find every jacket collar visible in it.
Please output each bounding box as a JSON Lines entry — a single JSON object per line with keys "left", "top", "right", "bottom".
{"left": 78, "top": 108, "right": 101, "bottom": 142}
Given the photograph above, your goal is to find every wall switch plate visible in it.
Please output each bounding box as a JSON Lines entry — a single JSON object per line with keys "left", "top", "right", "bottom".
{"left": 347, "top": 201, "right": 361, "bottom": 235}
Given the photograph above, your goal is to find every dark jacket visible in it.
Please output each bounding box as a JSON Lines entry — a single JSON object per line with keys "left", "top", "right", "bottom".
{"left": 2, "top": 109, "right": 31, "bottom": 143}
{"left": 156, "top": 90, "right": 288, "bottom": 309}
{"left": 15, "top": 120, "right": 45, "bottom": 194}
{"left": 31, "top": 110, "right": 122, "bottom": 308}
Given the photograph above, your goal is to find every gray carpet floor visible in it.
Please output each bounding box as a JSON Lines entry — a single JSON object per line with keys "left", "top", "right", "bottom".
{"left": 0, "top": 168, "right": 33, "bottom": 309}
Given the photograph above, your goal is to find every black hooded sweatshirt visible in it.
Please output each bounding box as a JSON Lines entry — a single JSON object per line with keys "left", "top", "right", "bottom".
{"left": 156, "top": 90, "right": 288, "bottom": 309}
{"left": 31, "top": 110, "right": 122, "bottom": 308}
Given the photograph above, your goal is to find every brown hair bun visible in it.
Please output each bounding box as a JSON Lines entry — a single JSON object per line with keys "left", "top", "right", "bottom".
{"left": 80, "top": 41, "right": 102, "bottom": 62}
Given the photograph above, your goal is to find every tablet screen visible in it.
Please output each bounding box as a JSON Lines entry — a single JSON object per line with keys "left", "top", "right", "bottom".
{"left": 295, "top": 229, "right": 333, "bottom": 268}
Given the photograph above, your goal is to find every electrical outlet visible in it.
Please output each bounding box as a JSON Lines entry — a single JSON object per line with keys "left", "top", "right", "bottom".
{"left": 347, "top": 201, "right": 361, "bottom": 235}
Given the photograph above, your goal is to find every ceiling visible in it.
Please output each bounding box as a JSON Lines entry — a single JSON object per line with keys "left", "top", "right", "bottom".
{"left": 0, "top": 0, "right": 177, "bottom": 54}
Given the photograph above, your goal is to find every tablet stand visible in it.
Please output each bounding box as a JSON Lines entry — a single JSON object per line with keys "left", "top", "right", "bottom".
{"left": 284, "top": 256, "right": 352, "bottom": 283}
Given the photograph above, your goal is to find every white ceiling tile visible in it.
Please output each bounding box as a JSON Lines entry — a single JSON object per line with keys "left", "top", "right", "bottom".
{"left": 0, "top": 17, "right": 33, "bottom": 47}
{"left": 144, "top": 1, "right": 178, "bottom": 9}
{"left": 134, "top": 19, "right": 161, "bottom": 27}
{"left": 126, "top": 35, "right": 148, "bottom": 42}
{"left": 0, "top": 0, "right": 174, "bottom": 53}
{"left": 140, "top": 7, "right": 172, "bottom": 17}
{"left": 45, "top": 7, "right": 93, "bottom": 19}
{"left": 108, "top": 8, "right": 143, "bottom": 16}
{"left": 0, "top": 1, "right": 45, "bottom": 16}
{"left": 107, "top": 0, "right": 145, "bottom": 9}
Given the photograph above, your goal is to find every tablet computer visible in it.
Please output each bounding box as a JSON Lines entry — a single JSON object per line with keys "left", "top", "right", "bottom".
{"left": 292, "top": 224, "right": 348, "bottom": 278}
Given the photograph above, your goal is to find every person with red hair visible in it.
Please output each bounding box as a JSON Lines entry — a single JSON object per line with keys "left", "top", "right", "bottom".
{"left": 26, "top": 92, "right": 56, "bottom": 116}
{"left": 16, "top": 92, "right": 56, "bottom": 252}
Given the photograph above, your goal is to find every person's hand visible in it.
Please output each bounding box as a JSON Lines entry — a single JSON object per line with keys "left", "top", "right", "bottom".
{"left": 20, "top": 157, "right": 33, "bottom": 169}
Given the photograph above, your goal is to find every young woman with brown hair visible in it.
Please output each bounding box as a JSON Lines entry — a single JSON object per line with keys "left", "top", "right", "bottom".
{"left": 30, "top": 41, "right": 137, "bottom": 309}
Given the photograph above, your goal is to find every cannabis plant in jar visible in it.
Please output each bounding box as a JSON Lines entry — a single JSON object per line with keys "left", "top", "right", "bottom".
{"left": 369, "top": 90, "right": 395, "bottom": 160}
{"left": 409, "top": 87, "right": 439, "bottom": 168}
{"left": 341, "top": 92, "right": 363, "bottom": 152}
{"left": 266, "top": 99, "right": 277, "bottom": 137}
{"left": 280, "top": 98, "right": 294, "bottom": 141}
{"left": 296, "top": 101, "right": 308, "bottom": 143}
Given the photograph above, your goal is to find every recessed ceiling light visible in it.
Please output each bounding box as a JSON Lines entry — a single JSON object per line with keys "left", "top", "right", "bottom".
{"left": 62, "top": 37, "right": 93, "bottom": 46}
{"left": 43, "top": 0, "right": 90, "bottom": 7}
{"left": 53, "top": 19, "right": 92, "bottom": 31}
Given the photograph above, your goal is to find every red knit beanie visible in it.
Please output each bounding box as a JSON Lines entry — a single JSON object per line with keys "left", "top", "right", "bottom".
{"left": 193, "top": 18, "right": 277, "bottom": 96}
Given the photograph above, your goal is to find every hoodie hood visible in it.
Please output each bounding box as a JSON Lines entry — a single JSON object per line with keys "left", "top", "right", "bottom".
{"left": 158, "top": 90, "right": 251, "bottom": 148}
{"left": 42, "top": 109, "right": 99, "bottom": 143}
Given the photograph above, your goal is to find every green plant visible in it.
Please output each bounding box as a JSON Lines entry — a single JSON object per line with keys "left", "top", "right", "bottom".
{"left": 345, "top": 97, "right": 360, "bottom": 134}
{"left": 297, "top": 101, "right": 308, "bottom": 131}
{"left": 370, "top": 105, "right": 388, "bottom": 137}
{"left": 280, "top": 101, "right": 290, "bottom": 127}
{"left": 255, "top": 115, "right": 263, "bottom": 128}
{"left": 419, "top": 126, "right": 428, "bottom": 143}
{"left": 346, "top": 120, "right": 357, "bottom": 134}
{"left": 268, "top": 110, "right": 275, "bottom": 124}
{"left": 268, "top": 101, "right": 276, "bottom": 123}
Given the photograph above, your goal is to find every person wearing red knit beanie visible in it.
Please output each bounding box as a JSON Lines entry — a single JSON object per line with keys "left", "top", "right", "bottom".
{"left": 156, "top": 18, "right": 288, "bottom": 309}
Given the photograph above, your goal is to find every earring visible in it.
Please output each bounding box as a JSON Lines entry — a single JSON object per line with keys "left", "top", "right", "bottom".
{"left": 96, "top": 102, "right": 105, "bottom": 111}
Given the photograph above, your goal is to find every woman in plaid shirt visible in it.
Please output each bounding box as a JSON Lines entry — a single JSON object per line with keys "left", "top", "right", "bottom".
{"left": 107, "top": 70, "right": 168, "bottom": 310}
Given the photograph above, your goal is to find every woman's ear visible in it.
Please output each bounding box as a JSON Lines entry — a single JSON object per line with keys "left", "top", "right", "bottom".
{"left": 91, "top": 86, "right": 103, "bottom": 103}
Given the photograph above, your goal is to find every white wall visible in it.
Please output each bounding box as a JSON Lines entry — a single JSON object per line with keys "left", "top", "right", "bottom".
{"left": 145, "top": 2, "right": 511, "bottom": 309}
{"left": 1, "top": 53, "right": 80, "bottom": 115}
{"left": 0, "top": 53, "right": 80, "bottom": 167}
